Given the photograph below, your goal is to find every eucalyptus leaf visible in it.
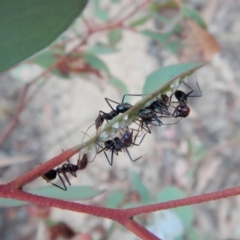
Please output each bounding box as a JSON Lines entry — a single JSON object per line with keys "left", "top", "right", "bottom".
{"left": 110, "top": 77, "right": 128, "bottom": 96}
{"left": 129, "top": 15, "right": 151, "bottom": 27}
{"left": 143, "top": 62, "right": 203, "bottom": 94}
{"left": 89, "top": 43, "right": 118, "bottom": 54}
{"left": 108, "top": 29, "right": 122, "bottom": 46}
{"left": 33, "top": 51, "right": 64, "bottom": 78}
{"left": 130, "top": 171, "right": 150, "bottom": 204}
{"left": 156, "top": 186, "right": 194, "bottom": 228}
{"left": 81, "top": 53, "right": 110, "bottom": 74}
{"left": 142, "top": 29, "right": 181, "bottom": 54}
{"left": 106, "top": 190, "right": 125, "bottom": 208}
{"left": 182, "top": 4, "right": 207, "bottom": 29}
{"left": 93, "top": 0, "right": 109, "bottom": 21}
{"left": 0, "top": 0, "right": 88, "bottom": 73}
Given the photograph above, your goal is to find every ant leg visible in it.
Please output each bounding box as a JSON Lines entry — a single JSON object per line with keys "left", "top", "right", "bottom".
{"left": 49, "top": 181, "right": 67, "bottom": 191}
{"left": 104, "top": 151, "right": 113, "bottom": 166}
{"left": 105, "top": 98, "right": 120, "bottom": 111}
{"left": 55, "top": 173, "right": 68, "bottom": 191}
{"left": 88, "top": 151, "right": 98, "bottom": 163}
{"left": 97, "top": 145, "right": 108, "bottom": 154}
{"left": 125, "top": 148, "right": 142, "bottom": 162}
{"left": 183, "top": 82, "right": 202, "bottom": 98}
{"left": 121, "top": 94, "right": 147, "bottom": 103}
{"left": 69, "top": 168, "right": 77, "bottom": 177}
{"left": 134, "top": 119, "right": 151, "bottom": 133}
{"left": 172, "top": 106, "right": 181, "bottom": 118}
{"left": 61, "top": 171, "right": 71, "bottom": 186}
{"left": 141, "top": 122, "right": 151, "bottom": 134}
{"left": 152, "top": 114, "right": 163, "bottom": 126}
{"left": 132, "top": 132, "right": 147, "bottom": 146}
{"left": 99, "top": 111, "right": 111, "bottom": 121}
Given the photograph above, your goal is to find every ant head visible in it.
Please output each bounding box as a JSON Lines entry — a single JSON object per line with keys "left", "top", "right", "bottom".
{"left": 123, "top": 129, "right": 132, "bottom": 138}
{"left": 175, "top": 90, "right": 187, "bottom": 102}
{"left": 95, "top": 115, "right": 104, "bottom": 130}
{"left": 78, "top": 154, "right": 88, "bottom": 170}
{"left": 161, "top": 94, "right": 169, "bottom": 103}
{"left": 176, "top": 102, "right": 190, "bottom": 118}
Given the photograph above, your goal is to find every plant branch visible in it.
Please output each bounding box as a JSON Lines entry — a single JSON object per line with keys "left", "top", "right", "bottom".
{"left": 121, "top": 185, "right": 240, "bottom": 218}
{"left": 121, "top": 218, "right": 161, "bottom": 240}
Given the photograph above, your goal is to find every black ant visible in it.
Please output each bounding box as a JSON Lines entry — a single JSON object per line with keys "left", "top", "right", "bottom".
{"left": 97, "top": 128, "right": 146, "bottom": 166}
{"left": 172, "top": 81, "right": 202, "bottom": 118}
{"left": 95, "top": 95, "right": 132, "bottom": 130}
{"left": 136, "top": 107, "right": 163, "bottom": 133}
{"left": 137, "top": 94, "right": 176, "bottom": 133}
{"left": 149, "top": 94, "right": 171, "bottom": 116}
{"left": 42, "top": 153, "right": 88, "bottom": 191}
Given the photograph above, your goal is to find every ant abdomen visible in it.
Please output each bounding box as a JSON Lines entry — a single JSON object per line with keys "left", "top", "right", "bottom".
{"left": 42, "top": 169, "right": 57, "bottom": 182}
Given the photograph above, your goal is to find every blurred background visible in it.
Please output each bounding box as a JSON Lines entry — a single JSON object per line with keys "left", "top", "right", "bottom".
{"left": 0, "top": 0, "right": 240, "bottom": 239}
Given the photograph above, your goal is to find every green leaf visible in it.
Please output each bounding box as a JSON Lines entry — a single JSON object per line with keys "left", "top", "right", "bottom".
{"left": 81, "top": 53, "right": 110, "bottom": 74}
{"left": 182, "top": 4, "right": 207, "bottom": 29}
{"left": 111, "top": 0, "right": 121, "bottom": 3}
{"left": 106, "top": 190, "right": 125, "bottom": 208}
{"left": 0, "top": 186, "right": 104, "bottom": 207}
{"left": 0, "top": 0, "right": 88, "bottom": 73}
{"left": 130, "top": 171, "right": 150, "bottom": 204}
{"left": 143, "top": 62, "right": 203, "bottom": 94}
{"left": 89, "top": 43, "right": 118, "bottom": 54}
{"left": 108, "top": 29, "right": 122, "bottom": 46}
{"left": 33, "top": 51, "right": 64, "bottom": 78}
{"left": 142, "top": 29, "right": 181, "bottom": 54}
{"left": 156, "top": 186, "right": 194, "bottom": 228}
{"left": 109, "top": 77, "right": 128, "bottom": 96}
{"left": 129, "top": 15, "right": 151, "bottom": 27}
{"left": 93, "top": 0, "right": 109, "bottom": 21}
{"left": 0, "top": 198, "right": 28, "bottom": 207}
{"left": 187, "top": 229, "right": 199, "bottom": 240}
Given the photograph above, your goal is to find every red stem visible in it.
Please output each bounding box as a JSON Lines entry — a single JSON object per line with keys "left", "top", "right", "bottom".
{"left": 2, "top": 184, "right": 240, "bottom": 239}
{"left": 8, "top": 147, "right": 81, "bottom": 189}
{"left": 121, "top": 185, "right": 240, "bottom": 218}
{"left": 121, "top": 218, "right": 161, "bottom": 240}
